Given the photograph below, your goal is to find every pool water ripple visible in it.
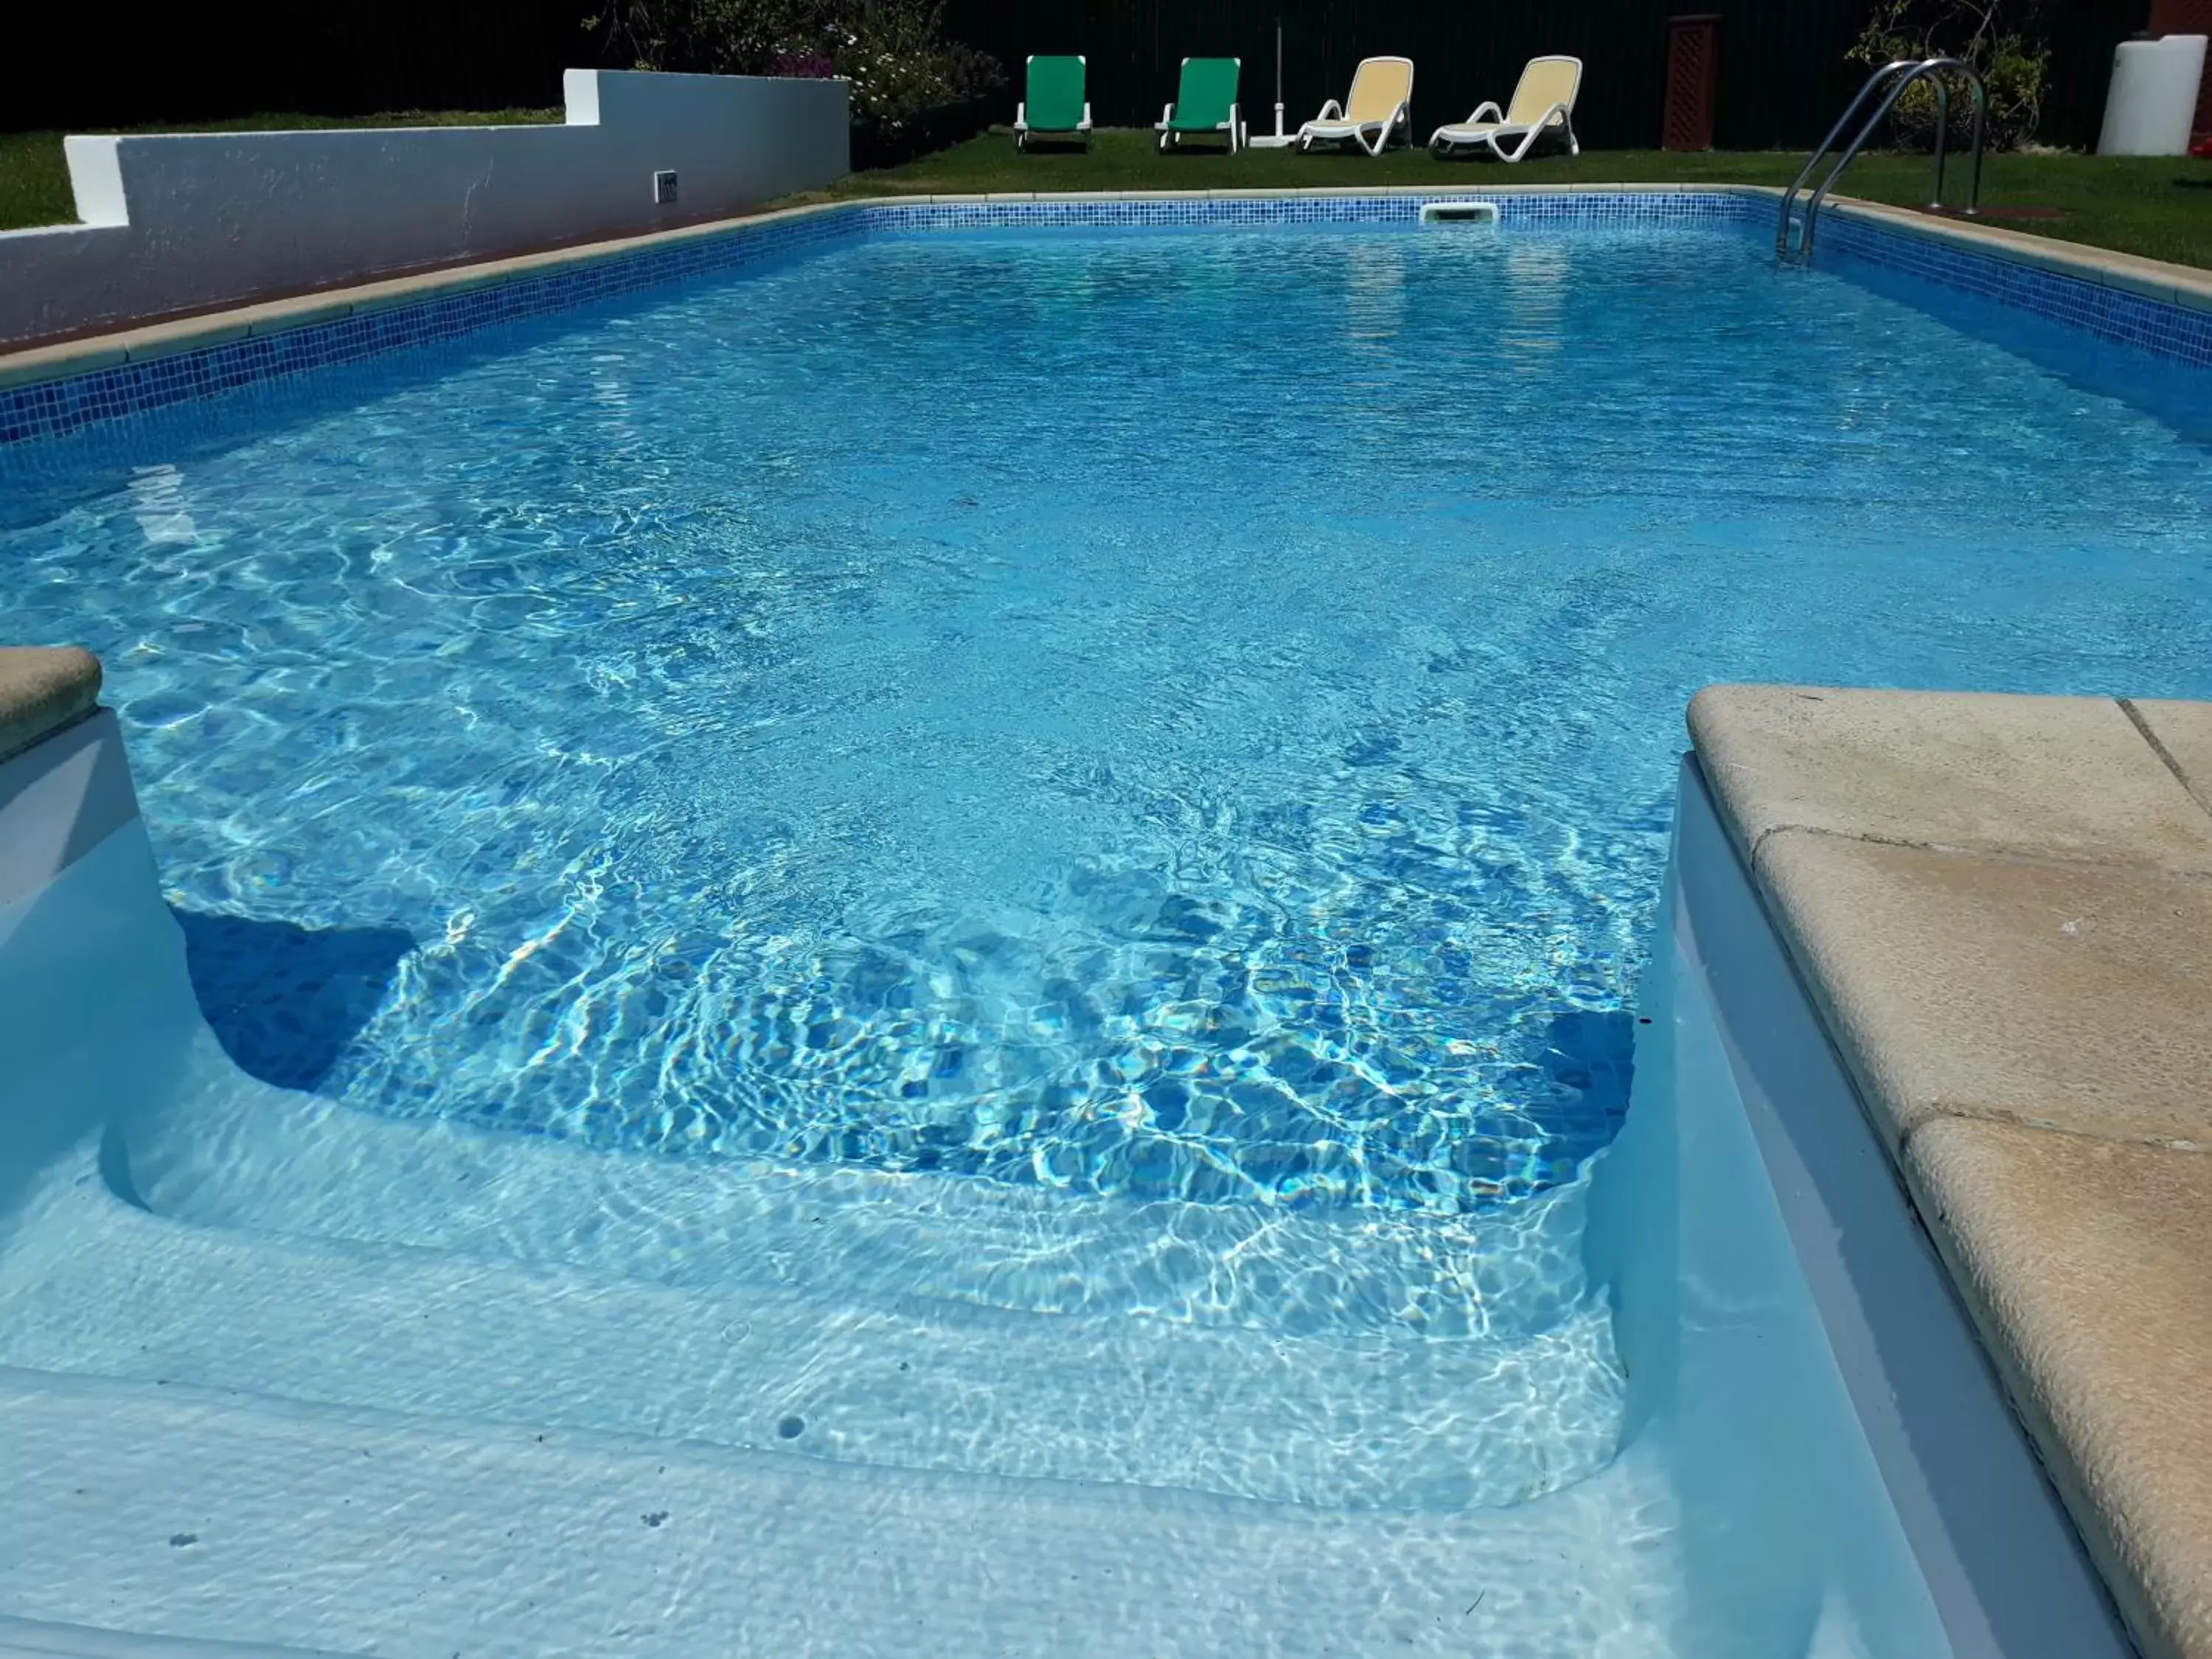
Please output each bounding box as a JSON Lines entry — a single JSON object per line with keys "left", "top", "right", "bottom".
{"left": 4, "top": 222, "right": 2209, "bottom": 1221}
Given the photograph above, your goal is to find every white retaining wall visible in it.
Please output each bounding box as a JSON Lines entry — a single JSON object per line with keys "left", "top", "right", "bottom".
{"left": 0, "top": 70, "right": 849, "bottom": 349}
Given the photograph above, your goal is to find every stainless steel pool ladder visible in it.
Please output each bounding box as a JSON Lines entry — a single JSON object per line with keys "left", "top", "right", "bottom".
{"left": 1777, "top": 58, "right": 1987, "bottom": 263}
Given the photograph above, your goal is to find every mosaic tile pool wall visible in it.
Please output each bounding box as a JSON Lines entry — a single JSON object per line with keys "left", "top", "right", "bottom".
{"left": 6, "top": 189, "right": 2205, "bottom": 451}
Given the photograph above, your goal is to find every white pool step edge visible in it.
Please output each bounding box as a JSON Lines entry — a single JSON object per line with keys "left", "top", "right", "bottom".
{"left": 122, "top": 1029, "right": 1596, "bottom": 1345}
{"left": 0, "top": 1615, "right": 355, "bottom": 1659}
{"left": 0, "top": 1363, "right": 1686, "bottom": 1659}
{"left": 0, "top": 1152, "right": 1624, "bottom": 1514}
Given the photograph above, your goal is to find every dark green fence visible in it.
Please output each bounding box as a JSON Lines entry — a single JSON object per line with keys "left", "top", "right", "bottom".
{"left": 3, "top": 0, "right": 2155, "bottom": 150}
{"left": 944, "top": 0, "right": 2149, "bottom": 151}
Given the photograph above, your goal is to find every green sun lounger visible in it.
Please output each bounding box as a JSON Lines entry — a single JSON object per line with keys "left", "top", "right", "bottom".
{"left": 1014, "top": 55, "right": 1092, "bottom": 150}
{"left": 1155, "top": 57, "right": 1244, "bottom": 153}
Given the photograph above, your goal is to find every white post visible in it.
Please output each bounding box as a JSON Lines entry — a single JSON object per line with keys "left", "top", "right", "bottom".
{"left": 1248, "top": 18, "right": 1298, "bottom": 146}
{"left": 1276, "top": 19, "right": 1285, "bottom": 137}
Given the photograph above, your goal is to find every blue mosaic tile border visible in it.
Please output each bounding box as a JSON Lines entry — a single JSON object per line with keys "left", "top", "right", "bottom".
{"left": 1821, "top": 211, "right": 2212, "bottom": 371}
{"left": 0, "top": 206, "right": 866, "bottom": 448}
{"left": 861, "top": 189, "right": 1764, "bottom": 233}
{"left": 0, "top": 190, "right": 2204, "bottom": 448}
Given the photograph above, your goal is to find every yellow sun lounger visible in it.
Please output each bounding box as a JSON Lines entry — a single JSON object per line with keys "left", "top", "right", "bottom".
{"left": 1296, "top": 56, "right": 1415, "bottom": 156}
{"left": 1430, "top": 55, "right": 1582, "bottom": 162}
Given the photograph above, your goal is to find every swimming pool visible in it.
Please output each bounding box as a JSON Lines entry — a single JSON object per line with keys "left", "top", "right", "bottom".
{"left": 0, "top": 195, "right": 2204, "bottom": 1654}
{"left": 10, "top": 209, "right": 2209, "bottom": 1193}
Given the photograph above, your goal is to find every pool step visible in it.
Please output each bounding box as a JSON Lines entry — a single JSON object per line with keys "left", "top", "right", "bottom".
{"left": 119, "top": 1032, "right": 1596, "bottom": 1344}
{"left": 0, "top": 1165, "right": 1623, "bottom": 1513}
{"left": 0, "top": 1363, "right": 1677, "bottom": 1658}
{"left": 0, "top": 1614, "right": 355, "bottom": 1658}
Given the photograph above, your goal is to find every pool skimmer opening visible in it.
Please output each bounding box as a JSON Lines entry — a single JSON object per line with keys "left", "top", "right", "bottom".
{"left": 1420, "top": 201, "right": 1500, "bottom": 226}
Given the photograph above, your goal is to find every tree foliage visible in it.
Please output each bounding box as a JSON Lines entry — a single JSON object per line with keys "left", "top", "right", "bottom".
{"left": 585, "top": 0, "right": 1001, "bottom": 142}
{"left": 1848, "top": 0, "right": 2051, "bottom": 151}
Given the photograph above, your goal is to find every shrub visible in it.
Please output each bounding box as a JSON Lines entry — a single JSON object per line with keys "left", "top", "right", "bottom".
{"left": 585, "top": 0, "right": 1002, "bottom": 156}
{"left": 1847, "top": 0, "right": 2051, "bottom": 151}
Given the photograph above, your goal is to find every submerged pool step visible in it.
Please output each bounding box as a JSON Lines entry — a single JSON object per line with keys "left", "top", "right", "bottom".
{"left": 0, "top": 1167, "right": 1622, "bottom": 1514}
{"left": 120, "top": 1040, "right": 1596, "bottom": 1345}
{"left": 0, "top": 1364, "right": 1677, "bottom": 1658}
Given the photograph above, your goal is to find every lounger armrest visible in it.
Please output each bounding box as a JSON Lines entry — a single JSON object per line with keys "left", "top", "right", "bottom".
{"left": 1082, "top": 102, "right": 1093, "bottom": 130}
{"left": 1015, "top": 100, "right": 1027, "bottom": 128}
{"left": 1531, "top": 100, "right": 1571, "bottom": 130}
{"left": 1315, "top": 99, "right": 1343, "bottom": 122}
{"left": 1159, "top": 102, "right": 1175, "bottom": 125}
{"left": 1465, "top": 100, "right": 1504, "bottom": 125}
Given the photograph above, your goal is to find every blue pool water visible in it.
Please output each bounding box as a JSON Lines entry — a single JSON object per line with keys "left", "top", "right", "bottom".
{"left": 4, "top": 219, "right": 2210, "bottom": 1218}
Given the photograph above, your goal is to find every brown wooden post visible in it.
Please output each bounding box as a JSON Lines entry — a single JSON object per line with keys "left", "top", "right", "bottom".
{"left": 1663, "top": 14, "right": 1721, "bottom": 151}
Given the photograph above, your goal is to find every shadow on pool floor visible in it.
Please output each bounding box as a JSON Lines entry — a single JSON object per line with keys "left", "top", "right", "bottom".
{"left": 175, "top": 908, "right": 412, "bottom": 1092}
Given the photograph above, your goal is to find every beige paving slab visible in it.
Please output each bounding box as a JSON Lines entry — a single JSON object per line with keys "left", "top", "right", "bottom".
{"left": 1688, "top": 684, "right": 2212, "bottom": 876}
{"left": 2130, "top": 699, "right": 2212, "bottom": 818}
{"left": 0, "top": 646, "right": 101, "bottom": 767}
{"left": 1758, "top": 829, "right": 2212, "bottom": 1151}
{"left": 0, "top": 340, "right": 129, "bottom": 392}
{"left": 1903, "top": 1115, "right": 2212, "bottom": 1659}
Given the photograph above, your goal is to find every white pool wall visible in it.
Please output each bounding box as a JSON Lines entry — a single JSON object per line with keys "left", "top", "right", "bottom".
{"left": 1582, "top": 756, "right": 2135, "bottom": 1659}
{"left": 0, "top": 709, "right": 198, "bottom": 1225}
{"left": 0, "top": 70, "right": 851, "bottom": 349}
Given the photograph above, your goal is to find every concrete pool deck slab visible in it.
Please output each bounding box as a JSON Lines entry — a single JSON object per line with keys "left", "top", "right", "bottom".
{"left": 1756, "top": 831, "right": 2212, "bottom": 1150}
{"left": 2133, "top": 698, "right": 2212, "bottom": 815}
{"left": 1691, "top": 682, "right": 2212, "bottom": 1659}
{"left": 1905, "top": 1116, "right": 2212, "bottom": 1659}
{"left": 1688, "top": 684, "right": 2212, "bottom": 877}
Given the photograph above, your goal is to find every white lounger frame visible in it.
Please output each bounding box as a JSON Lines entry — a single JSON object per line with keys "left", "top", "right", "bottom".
{"left": 1295, "top": 57, "right": 1416, "bottom": 157}
{"left": 1430, "top": 55, "right": 1583, "bottom": 163}
{"left": 1013, "top": 55, "right": 1093, "bottom": 151}
{"left": 1155, "top": 58, "right": 1245, "bottom": 154}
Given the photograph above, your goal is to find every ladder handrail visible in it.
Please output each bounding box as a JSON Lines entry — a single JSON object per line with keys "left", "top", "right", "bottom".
{"left": 1777, "top": 57, "right": 1987, "bottom": 262}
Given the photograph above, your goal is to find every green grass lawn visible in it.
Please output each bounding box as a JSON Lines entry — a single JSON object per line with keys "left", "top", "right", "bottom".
{"left": 4, "top": 117, "right": 2207, "bottom": 271}
{"left": 807, "top": 130, "right": 2212, "bottom": 270}
{"left": 0, "top": 112, "right": 559, "bottom": 236}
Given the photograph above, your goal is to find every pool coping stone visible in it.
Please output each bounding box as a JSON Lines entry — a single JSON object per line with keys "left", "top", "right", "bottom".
{"left": 2, "top": 181, "right": 2208, "bottom": 400}
{"left": 0, "top": 647, "right": 102, "bottom": 768}
{"left": 2131, "top": 699, "right": 2212, "bottom": 817}
{"left": 1688, "top": 682, "right": 2212, "bottom": 1659}
{"left": 1688, "top": 685, "right": 2212, "bottom": 878}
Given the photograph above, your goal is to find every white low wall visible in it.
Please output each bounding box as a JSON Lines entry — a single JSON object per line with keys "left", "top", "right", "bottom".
{"left": 0, "top": 70, "right": 849, "bottom": 349}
